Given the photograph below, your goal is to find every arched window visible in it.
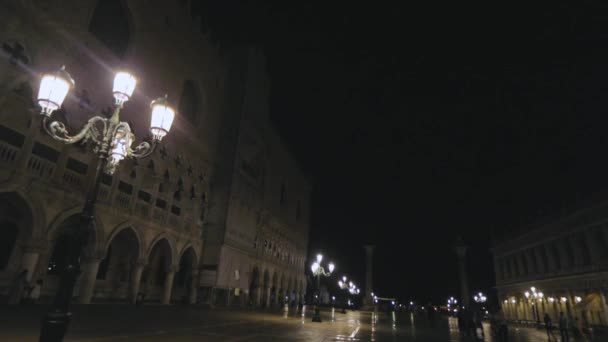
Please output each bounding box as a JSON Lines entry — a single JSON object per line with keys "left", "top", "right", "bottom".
{"left": 0, "top": 221, "right": 18, "bottom": 270}
{"left": 89, "top": 0, "right": 131, "bottom": 58}
{"left": 551, "top": 243, "right": 562, "bottom": 270}
{"left": 576, "top": 233, "right": 591, "bottom": 265}
{"left": 563, "top": 238, "right": 575, "bottom": 268}
{"left": 178, "top": 80, "right": 200, "bottom": 123}
{"left": 596, "top": 228, "right": 608, "bottom": 260}
{"left": 519, "top": 254, "right": 528, "bottom": 275}
{"left": 296, "top": 200, "right": 301, "bottom": 221}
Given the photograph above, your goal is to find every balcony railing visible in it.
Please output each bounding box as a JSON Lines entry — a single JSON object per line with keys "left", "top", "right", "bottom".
{"left": 1, "top": 125, "right": 201, "bottom": 236}
{"left": 27, "top": 154, "right": 55, "bottom": 179}
{"left": 61, "top": 169, "right": 85, "bottom": 191}
{"left": 0, "top": 141, "right": 19, "bottom": 165}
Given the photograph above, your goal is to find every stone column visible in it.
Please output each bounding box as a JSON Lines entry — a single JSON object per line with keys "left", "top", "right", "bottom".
{"left": 129, "top": 260, "right": 146, "bottom": 303}
{"left": 264, "top": 287, "right": 271, "bottom": 307}
{"left": 161, "top": 267, "right": 177, "bottom": 305}
{"left": 189, "top": 269, "right": 200, "bottom": 304}
{"left": 453, "top": 237, "right": 470, "bottom": 305}
{"left": 363, "top": 245, "right": 375, "bottom": 306}
{"left": 79, "top": 257, "right": 102, "bottom": 304}
{"left": 599, "top": 290, "right": 608, "bottom": 325}
{"left": 20, "top": 239, "right": 45, "bottom": 282}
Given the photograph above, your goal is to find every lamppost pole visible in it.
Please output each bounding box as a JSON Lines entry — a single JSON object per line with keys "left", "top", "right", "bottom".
{"left": 310, "top": 253, "right": 334, "bottom": 322}
{"left": 35, "top": 67, "right": 175, "bottom": 342}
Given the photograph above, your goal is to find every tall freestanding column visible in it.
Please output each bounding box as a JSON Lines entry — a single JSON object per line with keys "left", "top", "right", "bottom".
{"left": 453, "top": 237, "right": 470, "bottom": 306}
{"left": 364, "top": 245, "right": 375, "bottom": 307}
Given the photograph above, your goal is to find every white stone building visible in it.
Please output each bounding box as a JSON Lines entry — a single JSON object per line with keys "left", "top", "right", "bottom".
{"left": 0, "top": 0, "right": 310, "bottom": 306}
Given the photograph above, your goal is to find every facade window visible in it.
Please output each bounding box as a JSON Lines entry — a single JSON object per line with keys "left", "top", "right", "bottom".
{"left": 178, "top": 80, "right": 200, "bottom": 123}
{"left": 551, "top": 243, "right": 561, "bottom": 270}
{"left": 280, "top": 183, "right": 286, "bottom": 206}
{"left": 89, "top": 0, "right": 131, "bottom": 58}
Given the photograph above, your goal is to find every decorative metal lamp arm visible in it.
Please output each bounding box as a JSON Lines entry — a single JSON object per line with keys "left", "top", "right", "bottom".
{"left": 130, "top": 140, "right": 159, "bottom": 159}
{"left": 42, "top": 115, "right": 106, "bottom": 146}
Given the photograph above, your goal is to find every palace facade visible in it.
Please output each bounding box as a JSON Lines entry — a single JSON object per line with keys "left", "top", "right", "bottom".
{"left": 0, "top": 0, "right": 309, "bottom": 306}
{"left": 492, "top": 203, "right": 608, "bottom": 326}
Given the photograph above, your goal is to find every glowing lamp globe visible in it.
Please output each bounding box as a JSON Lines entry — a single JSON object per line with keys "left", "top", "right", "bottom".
{"left": 316, "top": 254, "right": 323, "bottom": 263}
{"left": 38, "top": 66, "right": 74, "bottom": 116}
{"left": 150, "top": 96, "right": 175, "bottom": 141}
{"left": 328, "top": 262, "right": 335, "bottom": 273}
{"left": 113, "top": 71, "right": 137, "bottom": 105}
{"left": 311, "top": 262, "right": 319, "bottom": 274}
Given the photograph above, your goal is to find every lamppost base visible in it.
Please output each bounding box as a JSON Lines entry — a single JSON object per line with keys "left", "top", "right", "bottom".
{"left": 40, "top": 311, "right": 72, "bottom": 342}
{"left": 312, "top": 307, "right": 322, "bottom": 322}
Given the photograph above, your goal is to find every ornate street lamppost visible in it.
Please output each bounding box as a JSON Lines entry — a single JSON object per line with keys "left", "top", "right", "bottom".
{"left": 524, "top": 286, "right": 543, "bottom": 323}
{"left": 338, "top": 276, "right": 359, "bottom": 314}
{"left": 310, "top": 253, "right": 334, "bottom": 322}
{"left": 36, "top": 66, "right": 175, "bottom": 342}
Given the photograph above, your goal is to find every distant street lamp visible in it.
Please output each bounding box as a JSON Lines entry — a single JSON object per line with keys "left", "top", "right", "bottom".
{"left": 447, "top": 296, "right": 458, "bottom": 314}
{"left": 310, "top": 253, "right": 334, "bottom": 322}
{"left": 473, "top": 292, "right": 487, "bottom": 303}
{"left": 36, "top": 66, "right": 174, "bottom": 342}
{"left": 338, "top": 276, "right": 360, "bottom": 313}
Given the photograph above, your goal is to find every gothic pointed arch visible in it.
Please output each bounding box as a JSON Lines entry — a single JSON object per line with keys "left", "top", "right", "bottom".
{"left": 0, "top": 192, "right": 34, "bottom": 270}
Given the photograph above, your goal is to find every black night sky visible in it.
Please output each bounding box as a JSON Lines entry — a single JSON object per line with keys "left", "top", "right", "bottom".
{"left": 198, "top": 2, "right": 608, "bottom": 304}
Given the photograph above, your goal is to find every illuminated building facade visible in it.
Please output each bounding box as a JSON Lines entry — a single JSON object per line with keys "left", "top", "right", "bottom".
{"left": 0, "top": 0, "right": 309, "bottom": 306}
{"left": 492, "top": 203, "right": 608, "bottom": 325}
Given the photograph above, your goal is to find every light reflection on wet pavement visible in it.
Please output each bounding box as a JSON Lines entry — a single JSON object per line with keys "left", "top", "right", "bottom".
{"left": 0, "top": 304, "right": 589, "bottom": 341}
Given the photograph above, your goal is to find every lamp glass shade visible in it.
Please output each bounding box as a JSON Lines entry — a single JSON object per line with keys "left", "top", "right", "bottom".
{"left": 150, "top": 97, "right": 175, "bottom": 141}
{"left": 113, "top": 71, "right": 137, "bottom": 104}
{"left": 38, "top": 69, "right": 74, "bottom": 115}
{"left": 110, "top": 128, "right": 133, "bottom": 162}
{"left": 328, "top": 263, "right": 335, "bottom": 273}
{"left": 316, "top": 254, "right": 323, "bottom": 263}
{"left": 311, "top": 262, "right": 319, "bottom": 273}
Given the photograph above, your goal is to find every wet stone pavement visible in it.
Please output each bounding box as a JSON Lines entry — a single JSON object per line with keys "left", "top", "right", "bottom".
{"left": 0, "top": 304, "right": 596, "bottom": 341}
